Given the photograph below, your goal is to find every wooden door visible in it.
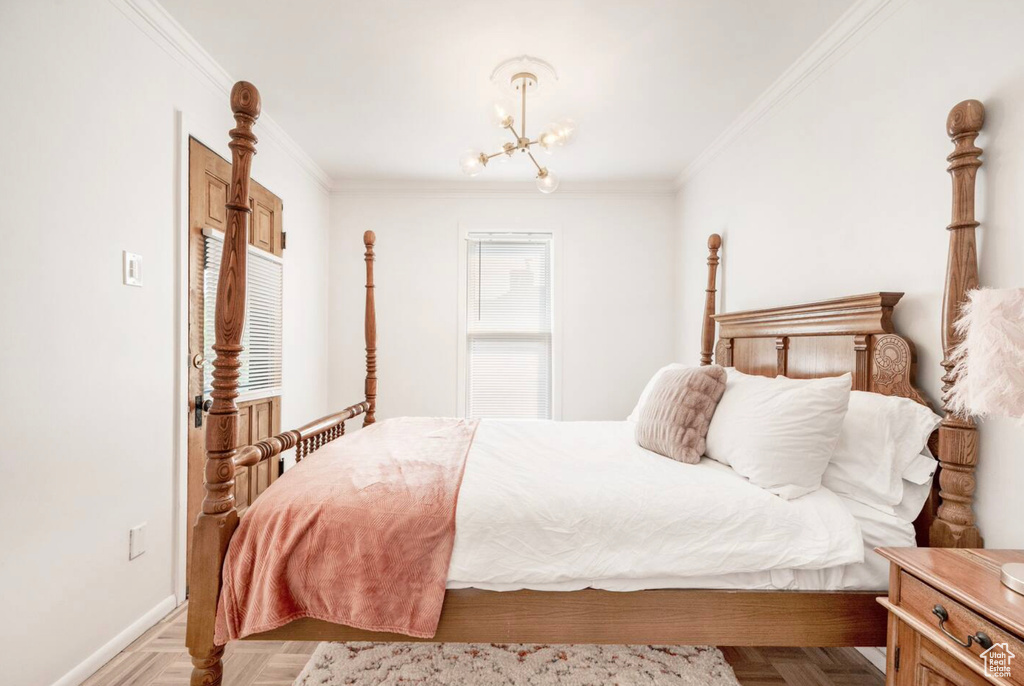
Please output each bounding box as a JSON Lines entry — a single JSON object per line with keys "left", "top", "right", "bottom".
{"left": 186, "top": 138, "right": 284, "bottom": 585}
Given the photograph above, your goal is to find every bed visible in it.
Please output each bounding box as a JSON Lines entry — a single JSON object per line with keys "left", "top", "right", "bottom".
{"left": 186, "top": 82, "right": 987, "bottom": 685}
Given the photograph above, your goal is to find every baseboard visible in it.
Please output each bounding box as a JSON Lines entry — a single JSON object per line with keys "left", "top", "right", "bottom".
{"left": 52, "top": 594, "right": 177, "bottom": 686}
{"left": 857, "top": 646, "right": 887, "bottom": 674}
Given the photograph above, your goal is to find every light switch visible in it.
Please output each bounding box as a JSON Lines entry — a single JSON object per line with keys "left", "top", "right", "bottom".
{"left": 123, "top": 251, "right": 143, "bottom": 287}
{"left": 129, "top": 522, "right": 147, "bottom": 560}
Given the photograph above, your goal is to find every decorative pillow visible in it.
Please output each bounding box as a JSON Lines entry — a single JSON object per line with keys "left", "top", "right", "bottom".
{"left": 821, "top": 391, "right": 942, "bottom": 513}
{"left": 705, "top": 369, "right": 852, "bottom": 500}
{"left": 627, "top": 363, "right": 686, "bottom": 422}
{"left": 635, "top": 365, "right": 728, "bottom": 464}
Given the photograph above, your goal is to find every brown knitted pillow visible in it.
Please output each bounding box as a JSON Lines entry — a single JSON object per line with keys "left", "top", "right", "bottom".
{"left": 636, "top": 365, "right": 728, "bottom": 464}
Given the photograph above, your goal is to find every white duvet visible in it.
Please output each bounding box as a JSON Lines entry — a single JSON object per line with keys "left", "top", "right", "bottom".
{"left": 448, "top": 420, "right": 865, "bottom": 590}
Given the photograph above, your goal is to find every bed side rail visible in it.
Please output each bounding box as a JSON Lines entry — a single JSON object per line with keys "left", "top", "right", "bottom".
{"left": 233, "top": 402, "right": 369, "bottom": 469}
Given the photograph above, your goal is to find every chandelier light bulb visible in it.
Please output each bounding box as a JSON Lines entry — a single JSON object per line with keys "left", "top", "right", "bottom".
{"left": 536, "top": 168, "right": 559, "bottom": 194}
{"left": 459, "top": 149, "right": 486, "bottom": 176}
{"left": 538, "top": 127, "right": 560, "bottom": 154}
{"left": 552, "top": 117, "right": 577, "bottom": 146}
{"left": 492, "top": 98, "right": 517, "bottom": 129}
{"left": 493, "top": 142, "right": 515, "bottom": 163}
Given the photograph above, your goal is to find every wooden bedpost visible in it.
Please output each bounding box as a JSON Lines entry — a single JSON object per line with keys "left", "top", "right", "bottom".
{"left": 700, "top": 233, "right": 722, "bottom": 365}
{"left": 186, "top": 81, "right": 260, "bottom": 686}
{"left": 363, "top": 230, "right": 377, "bottom": 426}
{"left": 931, "top": 99, "right": 984, "bottom": 549}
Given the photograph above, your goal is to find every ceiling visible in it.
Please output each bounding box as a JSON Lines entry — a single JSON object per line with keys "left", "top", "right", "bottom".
{"left": 160, "top": 0, "right": 855, "bottom": 183}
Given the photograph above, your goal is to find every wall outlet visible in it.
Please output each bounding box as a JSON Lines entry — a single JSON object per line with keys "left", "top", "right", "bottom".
{"left": 129, "top": 523, "right": 147, "bottom": 560}
{"left": 123, "top": 250, "right": 143, "bottom": 287}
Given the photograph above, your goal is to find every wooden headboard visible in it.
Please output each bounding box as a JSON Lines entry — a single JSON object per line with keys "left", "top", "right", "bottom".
{"left": 697, "top": 99, "right": 986, "bottom": 550}
{"left": 711, "top": 292, "right": 925, "bottom": 403}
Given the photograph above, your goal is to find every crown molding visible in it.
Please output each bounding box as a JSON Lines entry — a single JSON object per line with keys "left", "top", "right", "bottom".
{"left": 110, "top": 0, "right": 333, "bottom": 193}
{"left": 113, "top": 0, "right": 900, "bottom": 196}
{"left": 676, "top": 0, "right": 898, "bottom": 187}
{"left": 331, "top": 179, "right": 679, "bottom": 200}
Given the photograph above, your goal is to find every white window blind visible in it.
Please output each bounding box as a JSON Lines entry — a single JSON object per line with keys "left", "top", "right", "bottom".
{"left": 465, "top": 233, "right": 553, "bottom": 419}
{"left": 203, "top": 228, "right": 283, "bottom": 396}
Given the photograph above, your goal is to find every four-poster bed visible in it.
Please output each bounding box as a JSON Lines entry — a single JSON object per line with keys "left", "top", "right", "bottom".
{"left": 186, "top": 82, "right": 986, "bottom": 685}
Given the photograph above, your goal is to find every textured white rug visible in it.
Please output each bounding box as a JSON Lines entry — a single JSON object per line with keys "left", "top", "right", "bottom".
{"left": 294, "top": 642, "right": 740, "bottom": 685}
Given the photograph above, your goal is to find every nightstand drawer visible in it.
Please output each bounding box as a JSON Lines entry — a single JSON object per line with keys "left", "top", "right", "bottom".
{"left": 900, "top": 571, "right": 1023, "bottom": 685}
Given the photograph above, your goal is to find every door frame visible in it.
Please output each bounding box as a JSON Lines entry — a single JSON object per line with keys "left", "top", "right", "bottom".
{"left": 173, "top": 111, "right": 234, "bottom": 605}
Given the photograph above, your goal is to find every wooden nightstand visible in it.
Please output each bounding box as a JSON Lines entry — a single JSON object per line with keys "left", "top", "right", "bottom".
{"left": 877, "top": 548, "right": 1024, "bottom": 686}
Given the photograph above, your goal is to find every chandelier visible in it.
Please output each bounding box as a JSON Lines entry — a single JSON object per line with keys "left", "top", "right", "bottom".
{"left": 459, "top": 56, "right": 576, "bottom": 193}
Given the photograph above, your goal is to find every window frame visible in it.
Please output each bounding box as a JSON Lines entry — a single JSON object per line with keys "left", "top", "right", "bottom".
{"left": 456, "top": 224, "right": 562, "bottom": 420}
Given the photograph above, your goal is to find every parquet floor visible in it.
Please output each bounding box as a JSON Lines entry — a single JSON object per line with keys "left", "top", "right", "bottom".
{"left": 82, "top": 603, "right": 885, "bottom": 686}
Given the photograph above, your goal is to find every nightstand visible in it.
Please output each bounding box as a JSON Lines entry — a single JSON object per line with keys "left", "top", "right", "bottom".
{"left": 877, "top": 548, "right": 1024, "bottom": 686}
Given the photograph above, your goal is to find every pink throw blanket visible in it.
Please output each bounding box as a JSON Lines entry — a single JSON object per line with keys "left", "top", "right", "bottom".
{"left": 214, "top": 417, "right": 479, "bottom": 643}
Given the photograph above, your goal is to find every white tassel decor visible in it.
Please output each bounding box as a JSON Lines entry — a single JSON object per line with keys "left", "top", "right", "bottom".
{"left": 947, "top": 287, "right": 1024, "bottom": 420}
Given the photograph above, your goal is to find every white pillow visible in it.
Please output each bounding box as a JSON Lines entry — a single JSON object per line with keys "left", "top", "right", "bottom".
{"left": 821, "top": 391, "right": 941, "bottom": 514}
{"left": 627, "top": 363, "right": 686, "bottom": 422}
{"left": 705, "top": 369, "right": 852, "bottom": 500}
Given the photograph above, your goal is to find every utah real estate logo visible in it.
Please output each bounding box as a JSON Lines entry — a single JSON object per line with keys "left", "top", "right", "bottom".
{"left": 981, "top": 642, "right": 1015, "bottom": 679}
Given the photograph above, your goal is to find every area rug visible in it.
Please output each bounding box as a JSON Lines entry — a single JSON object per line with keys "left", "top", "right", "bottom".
{"left": 294, "top": 642, "right": 740, "bottom": 685}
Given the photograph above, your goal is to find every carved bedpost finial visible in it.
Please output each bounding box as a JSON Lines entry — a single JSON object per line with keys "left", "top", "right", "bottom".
{"left": 230, "top": 81, "right": 261, "bottom": 120}
{"left": 363, "top": 231, "right": 377, "bottom": 426}
{"left": 946, "top": 99, "right": 984, "bottom": 139}
{"left": 187, "top": 81, "right": 262, "bottom": 686}
{"left": 932, "top": 99, "right": 984, "bottom": 549}
{"left": 700, "top": 233, "right": 722, "bottom": 366}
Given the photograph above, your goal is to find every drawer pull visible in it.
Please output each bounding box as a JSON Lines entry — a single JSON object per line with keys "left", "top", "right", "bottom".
{"left": 932, "top": 605, "right": 994, "bottom": 650}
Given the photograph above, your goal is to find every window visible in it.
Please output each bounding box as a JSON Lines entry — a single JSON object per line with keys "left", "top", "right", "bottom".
{"left": 203, "top": 228, "right": 283, "bottom": 397}
{"left": 462, "top": 232, "right": 554, "bottom": 419}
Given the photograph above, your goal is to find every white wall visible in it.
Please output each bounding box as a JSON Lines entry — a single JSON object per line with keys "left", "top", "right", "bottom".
{"left": 0, "top": 2, "right": 331, "bottom": 684}
{"left": 674, "top": 0, "right": 1024, "bottom": 547}
{"left": 329, "top": 186, "right": 676, "bottom": 421}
